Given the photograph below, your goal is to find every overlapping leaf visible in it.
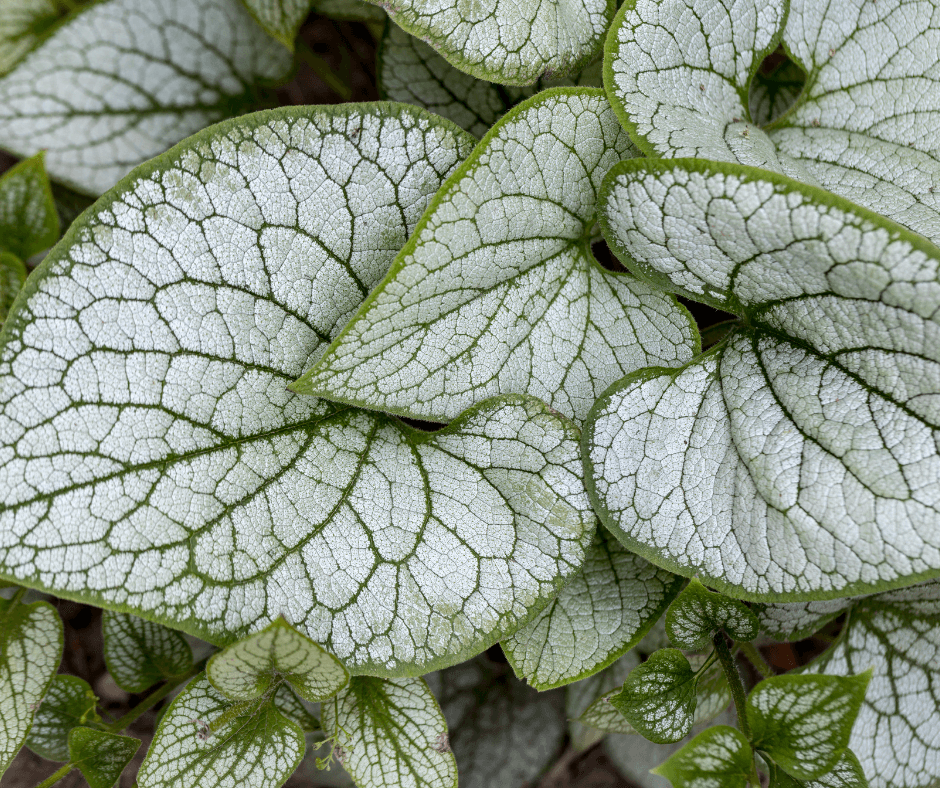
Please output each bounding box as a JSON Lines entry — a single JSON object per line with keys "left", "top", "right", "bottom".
{"left": 26, "top": 674, "right": 99, "bottom": 761}
{"left": 0, "top": 0, "right": 92, "bottom": 76}
{"left": 0, "top": 254, "right": 26, "bottom": 325}
{"left": 590, "top": 159, "right": 940, "bottom": 600}
{"left": 651, "top": 725, "right": 753, "bottom": 788}
{"left": 566, "top": 651, "right": 637, "bottom": 748}
{"left": 768, "top": 751, "right": 869, "bottom": 788}
{"left": 102, "top": 612, "right": 194, "bottom": 693}
{"left": 372, "top": 0, "right": 613, "bottom": 85}
{"left": 0, "top": 0, "right": 292, "bottom": 195}
{"left": 604, "top": 0, "right": 940, "bottom": 244}
{"left": 503, "top": 527, "right": 682, "bottom": 689}
{"left": 239, "top": 0, "right": 311, "bottom": 48}
{"left": 322, "top": 676, "right": 456, "bottom": 788}
{"left": 378, "top": 24, "right": 602, "bottom": 138}
{"left": 0, "top": 153, "right": 58, "bottom": 260}
{"left": 299, "top": 89, "right": 697, "bottom": 423}
{"left": 68, "top": 728, "right": 141, "bottom": 788}
{"left": 0, "top": 104, "right": 597, "bottom": 676}
{"left": 666, "top": 579, "right": 759, "bottom": 650}
{"left": 0, "top": 594, "right": 62, "bottom": 775}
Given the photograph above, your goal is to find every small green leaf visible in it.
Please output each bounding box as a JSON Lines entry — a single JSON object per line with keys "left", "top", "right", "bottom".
{"left": 755, "top": 600, "right": 853, "bottom": 643}
{"left": 102, "top": 612, "right": 194, "bottom": 693}
{"left": 0, "top": 153, "right": 58, "bottom": 259}
{"left": 609, "top": 649, "right": 697, "bottom": 744}
{"left": 749, "top": 672, "right": 872, "bottom": 780}
{"left": 207, "top": 618, "right": 348, "bottom": 703}
{"left": 272, "top": 683, "right": 320, "bottom": 732}
{"left": 0, "top": 0, "right": 293, "bottom": 195}
{"left": 323, "top": 676, "right": 456, "bottom": 788}
{"left": 503, "top": 527, "right": 682, "bottom": 690}
{"left": 666, "top": 580, "right": 759, "bottom": 650}
{"left": 299, "top": 89, "right": 697, "bottom": 424}
{"left": 651, "top": 725, "right": 753, "bottom": 788}
{"left": 26, "top": 674, "right": 99, "bottom": 762}
{"left": 0, "top": 252, "right": 26, "bottom": 325}
{"left": 68, "top": 727, "right": 141, "bottom": 788}
{"left": 239, "top": 0, "right": 312, "bottom": 48}
{"left": 137, "top": 674, "right": 304, "bottom": 788}
{"left": 768, "top": 750, "right": 869, "bottom": 788}
{"left": 0, "top": 595, "right": 62, "bottom": 776}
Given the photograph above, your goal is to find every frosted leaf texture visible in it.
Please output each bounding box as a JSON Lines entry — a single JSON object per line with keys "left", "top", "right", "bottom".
{"left": 0, "top": 0, "right": 92, "bottom": 76}
{"left": 322, "top": 676, "right": 456, "bottom": 788}
{"left": 0, "top": 153, "right": 58, "bottom": 261}
{"left": 665, "top": 579, "right": 759, "bottom": 650}
{"left": 239, "top": 0, "right": 311, "bottom": 47}
{"left": 604, "top": 0, "right": 940, "bottom": 244}
{"left": 137, "top": 675, "right": 303, "bottom": 788}
{"left": 0, "top": 104, "right": 594, "bottom": 674}
{"left": 756, "top": 599, "right": 854, "bottom": 642}
{"left": 300, "top": 89, "right": 696, "bottom": 424}
{"left": 652, "top": 725, "right": 753, "bottom": 788}
{"left": 372, "top": 0, "right": 612, "bottom": 85}
{"left": 206, "top": 618, "right": 348, "bottom": 702}
{"left": 807, "top": 581, "right": 940, "bottom": 788}
{"left": 0, "top": 0, "right": 292, "bottom": 195}
{"left": 503, "top": 527, "right": 682, "bottom": 689}
{"left": 26, "top": 674, "right": 99, "bottom": 762}
{"left": 768, "top": 751, "right": 869, "bottom": 788}
{"left": 379, "top": 24, "right": 602, "bottom": 138}
{"left": 591, "top": 160, "right": 940, "bottom": 600}
{"left": 102, "top": 612, "right": 194, "bottom": 693}
{"left": 0, "top": 596, "right": 62, "bottom": 776}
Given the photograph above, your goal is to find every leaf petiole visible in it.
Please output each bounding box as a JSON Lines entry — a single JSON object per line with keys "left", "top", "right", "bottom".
{"left": 712, "top": 635, "right": 762, "bottom": 786}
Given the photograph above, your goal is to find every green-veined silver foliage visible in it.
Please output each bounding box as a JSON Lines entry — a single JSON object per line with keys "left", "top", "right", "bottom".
{"left": 26, "top": 674, "right": 99, "bottom": 761}
{"left": 0, "top": 0, "right": 94, "bottom": 76}
{"left": 238, "top": 0, "right": 312, "bottom": 48}
{"left": 0, "top": 102, "right": 599, "bottom": 678}
{"left": 68, "top": 727, "right": 141, "bottom": 788}
{"left": 298, "top": 89, "right": 698, "bottom": 424}
{"left": 604, "top": 0, "right": 940, "bottom": 245}
{"left": 370, "top": 0, "right": 612, "bottom": 86}
{"left": 102, "top": 611, "right": 194, "bottom": 693}
{"left": 652, "top": 724, "right": 753, "bottom": 788}
{"left": 0, "top": 152, "right": 58, "bottom": 262}
{"left": 0, "top": 0, "right": 292, "bottom": 196}
{"left": 589, "top": 160, "right": 940, "bottom": 601}
{"left": 665, "top": 579, "right": 760, "bottom": 651}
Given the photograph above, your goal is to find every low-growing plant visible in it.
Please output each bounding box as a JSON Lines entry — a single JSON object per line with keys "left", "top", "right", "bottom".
{"left": 0, "top": 0, "right": 938, "bottom": 787}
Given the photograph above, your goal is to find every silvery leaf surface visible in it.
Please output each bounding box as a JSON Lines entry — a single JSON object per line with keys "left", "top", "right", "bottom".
{"left": 370, "top": 0, "right": 613, "bottom": 86}
{"left": 604, "top": 0, "right": 940, "bottom": 244}
{"left": 756, "top": 598, "right": 855, "bottom": 642}
{"left": 298, "top": 89, "right": 697, "bottom": 424}
{"left": 768, "top": 751, "right": 869, "bottom": 788}
{"left": 591, "top": 159, "right": 940, "bottom": 601}
{"left": 651, "top": 725, "right": 753, "bottom": 788}
{"left": 0, "top": 0, "right": 293, "bottom": 196}
{"left": 0, "top": 104, "right": 594, "bottom": 675}
{"left": 378, "top": 23, "right": 602, "bottom": 138}
{"left": 503, "top": 526, "right": 682, "bottom": 690}
{"left": 665, "top": 578, "right": 759, "bottom": 650}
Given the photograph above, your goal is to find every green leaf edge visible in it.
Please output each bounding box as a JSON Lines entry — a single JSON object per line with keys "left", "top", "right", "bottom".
{"left": 0, "top": 152, "right": 60, "bottom": 260}
{"left": 293, "top": 86, "right": 701, "bottom": 413}
{"left": 666, "top": 578, "right": 760, "bottom": 649}
{"left": 67, "top": 727, "right": 141, "bottom": 788}
{"left": 237, "top": 0, "right": 310, "bottom": 50}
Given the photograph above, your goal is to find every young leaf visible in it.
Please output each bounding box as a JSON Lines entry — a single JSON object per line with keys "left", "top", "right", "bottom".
{"left": 0, "top": 594, "right": 62, "bottom": 776}
{"left": 604, "top": 0, "right": 940, "bottom": 244}
{"left": 768, "top": 750, "right": 869, "bottom": 788}
{"left": 755, "top": 599, "right": 853, "bottom": 643}
{"left": 102, "top": 611, "right": 194, "bottom": 693}
{"left": 68, "top": 727, "right": 141, "bottom": 788}
{"left": 206, "top": 618, "right": 348, "bottom": 702}
{"left": 566, "top": 651, "right": 638, "bottom": 748}
{"left": 609, "top": 649, "right": 697, "bottom": 744}
{"left": 372, "top": 0, "right": 613, "bottom": 86}
{"left": 0, "top": 0, "right": 293, "bottom": 195}
{"left": 0, "top": 153, "right": 58, "bottom": 260}
{"left": 806, "top": 581, "right": 940, "bottom": 788}
{"left": 272, "top": 684, "right": 320, "bottom": 732}
{"left": 503, "top": 526, "right": 682, "bottom": 690}
{"left": 590, "top": 158, "right": 940, "bottom": 601}
{"left": 298, "top": 89, "right": 697, "bottom": 423}
{"left": 0, "top": 252, "right": 26, "bottom": 325}
{"left": 322, "top": 676, "right": 456, "bottom": 788}
{"left": 239, "top": 0, "right": 312, "bottom": 48}
{"left": 26, "top": 674, "right": 100, "bottom": 762}
{"left": 0, "top": 106, "right": 593, "bottom": 676}
{"left": 0, "top": 0, "right": 92, "bottom": 76}
{"left": 748, "top": 672, "right": 871, "bottom": 780}
{"left": 431, "top": 657, "right": 565, "bottom": 788}
{"left": 666, "top": 579, "right": 759, "bottom": 650}
{"left": 651, "top": 725, "right": 753, "bottom": 788}
{"left": 378, "top": 23, "right": 602, "bottom": 138}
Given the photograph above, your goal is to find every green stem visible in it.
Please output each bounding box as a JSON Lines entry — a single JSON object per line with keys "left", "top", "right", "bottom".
{"left": 738, "top": 641, "right": 775, "bottom": 679}
{"left": 32, "top": 764, "right": 74, "bottom": 788}
{"left": 295, "top": 42, "right": 353, "bottom": 100}
{"left": 713, "top": 634, "right": 762, "bottom": 786}
{"left": 104, "top": 662, "right": 202, "bottom": 734}
{"left": 692, "top": 649, "right": 719, "bottom": 679}
{"left": 6, "top": 587, "right": 27, "bottom": 610}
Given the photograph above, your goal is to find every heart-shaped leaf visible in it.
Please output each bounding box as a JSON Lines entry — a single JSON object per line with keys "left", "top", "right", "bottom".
{"left": 768, "top": 750, "right": 869, "bottom": 788}
{"left": 604, "top": 0, "right": 940, "bottom": 244}
{"left": 0, "top": 594, "right": 62, "bottom": 776}
{"left": 138, "top": 674, "right": 303, "bottom": 788}
{"left": 610, "top": 648, "right": 697, "bottom": 744}
{"left": 322, "top": 676, "right": 456, "bottom": 788}
{"left": 207, "top": 618, "right": 348, "bottom": 702}
{"left": 68, "top": 727, "right": 141, "bottom": 788}
{"left": 503, "top": 526, "right": 682, "bottom": 689}
{"left": 749, "top": 672, "right": 871, "bottom": 780}
{"left": 0, "top": 153, "right": 58, "bottom": 260}
{"left": 0, "top": 0, "right": 292, "bottom": 195}
{"left": 26, "top": 674, "right": 99, "bottom": 762}
{"left": 103, "top": 612, "right": 194, "bottom": 693}
{"left": 373, "top": 0, "right": 613, "bottom": 86}
{"left": 651, "top": 725, "right": 753, "bottom": 788}
{"left": 590, "top": 159, "right": 940, "bottom": 600}
{"left": 299, "top": 89, "right": 697, "bottom": 424}
{"left": 666, "top": 579, "right": 759, "bottom": 650}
